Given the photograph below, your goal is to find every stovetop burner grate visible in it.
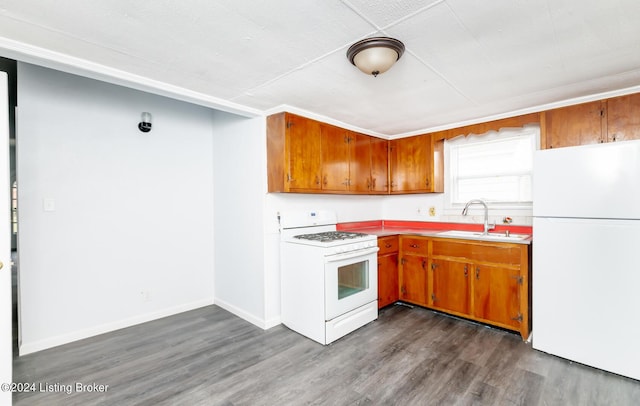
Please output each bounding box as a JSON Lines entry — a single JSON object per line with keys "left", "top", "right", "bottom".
{"left": 293, "top": 231, "right": 369, "bottom": 243}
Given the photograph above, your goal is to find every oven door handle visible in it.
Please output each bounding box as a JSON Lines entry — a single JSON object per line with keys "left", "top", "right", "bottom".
{"left": 324, "top": 246, "right": 379, "bottom": 263}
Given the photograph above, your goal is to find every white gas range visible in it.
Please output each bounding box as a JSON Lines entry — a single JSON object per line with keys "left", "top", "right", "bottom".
{"left": 280, "top": 210, "right": 379, "bottom": 345}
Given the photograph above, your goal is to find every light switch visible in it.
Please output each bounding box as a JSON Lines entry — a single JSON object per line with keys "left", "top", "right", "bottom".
{"left": 43, "top": 198, "right": 56, "bottom": 212}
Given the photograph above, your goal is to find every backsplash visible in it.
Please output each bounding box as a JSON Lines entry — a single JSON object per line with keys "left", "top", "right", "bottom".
{"left": 382, "top": 194, "right": 533, "bottom": 226}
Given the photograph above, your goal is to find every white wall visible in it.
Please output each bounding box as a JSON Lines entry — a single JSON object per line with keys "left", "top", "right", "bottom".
{"left": 17, "top": 63, "right": 215, "bottom": 354}
{"left": 211, "top": 111, "right": 269, "bottom": 327}
{"left": 210, "top": 111, "right": 387, "bottom": 329}
{"left": 0, "top": 71, "right": 12, "bottom": 406}
{"left": 382, "top": 194, "right": 533, "bottom": 226}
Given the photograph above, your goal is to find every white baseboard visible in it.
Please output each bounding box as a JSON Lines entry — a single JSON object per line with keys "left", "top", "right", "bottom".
{"left": 214, "top": 297, "right": 281, "bottom": 330}
{"left": 263, "top": 316, "right": 282, "bottom": 330}
{"left": 19, "top": 298, "right": 215, "bottom": 355}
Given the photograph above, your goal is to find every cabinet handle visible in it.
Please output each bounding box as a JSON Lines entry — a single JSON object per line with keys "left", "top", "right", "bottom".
{"left": 425, "top": 178, "right": 430, "bottom": 188}
{"left": 464, "top": 265, "right": 468, "bottom": 277}
{"left": 385, "top": 243, "right": 392, "bottom": 248}
{"left": 321, "top": 175, "right": 326, "bottom": 186}
{"left": 431, "top": 262, "right": 438, "bottom": 270}
{"left": 342, "top": 178, "right": 350, "bottom": 186}
{"left": 510, "top": 275, "right": 524, "bottom": 285}
{"left": 372, "top": 178, "right": 376, "bottom": 189}
{"left": 476, "top": 267, "right": 480, "bottom": 280}
{"left": 421, "top": 260, "right": 427, "bottom": 270}
{"left": 410, "top": 243, "right": 419, "bottom": 248}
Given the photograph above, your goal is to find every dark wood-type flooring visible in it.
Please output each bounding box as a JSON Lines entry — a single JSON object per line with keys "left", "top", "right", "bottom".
{"left": 12, "top": 303, "right": 640, "bottom": 405}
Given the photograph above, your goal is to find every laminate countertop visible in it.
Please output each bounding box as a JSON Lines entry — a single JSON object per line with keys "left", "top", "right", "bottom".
{"left": 338, "top": 221, "right": 532, "bottom": 245}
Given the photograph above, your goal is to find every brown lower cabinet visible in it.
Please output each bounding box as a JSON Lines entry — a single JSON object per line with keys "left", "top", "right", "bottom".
{"left": 394, "top": 235, "right": 531, "bottom": 340}
{"left": 398, "top": 236, "right": 429, "bottom": 306}
{"left": 377, "top": 236, "right": 399, "bottom": 308}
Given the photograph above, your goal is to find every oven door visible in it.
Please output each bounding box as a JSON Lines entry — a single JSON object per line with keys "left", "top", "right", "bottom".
{"left": 324, "top": 246, "right": 378, "bottom": 321}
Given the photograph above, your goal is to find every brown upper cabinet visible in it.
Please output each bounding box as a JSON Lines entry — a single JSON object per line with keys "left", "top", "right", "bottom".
{"left": 358, "top": 134, "right": 389, "bottom": 194}
{"left": 321, "top": 126, "right": 389, "bottom": 194}
{"left": 319, "top": 123, "right": 351, "bottom": 192}
{"left": 389, "top": 134, "right": 444, "bottom": 194}
{"left": 607, "top": 93, "right": 640, "bottom": 142}
{"left": 267, "top": 112, "right": 389, "bottom": 194}
{"left": 542, "top": 93, "right": 640, "bottom": 149}
{"left": 267, "top": 92, "right": 640, "bottom": 193}
{"left": 267, "top": 112, "right": 326, "bottom": 193}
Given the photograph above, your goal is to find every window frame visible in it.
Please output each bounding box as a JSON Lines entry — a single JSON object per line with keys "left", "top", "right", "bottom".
{"left": 443, "top": 125, "right": 540, "bottom": 216}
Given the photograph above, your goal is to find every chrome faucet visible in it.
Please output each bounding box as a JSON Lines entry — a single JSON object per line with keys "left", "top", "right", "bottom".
{"left": 462, "top": 199, "right": 495, "bottom": 235}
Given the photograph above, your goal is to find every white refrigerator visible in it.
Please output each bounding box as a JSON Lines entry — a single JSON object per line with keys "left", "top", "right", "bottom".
{"left": 532, "top": 139, "right": 640, "bottom": 381}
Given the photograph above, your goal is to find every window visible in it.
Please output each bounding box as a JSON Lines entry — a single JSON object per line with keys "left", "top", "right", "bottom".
{"left": 444, "top": 125, "right": 539, "bottom": 213}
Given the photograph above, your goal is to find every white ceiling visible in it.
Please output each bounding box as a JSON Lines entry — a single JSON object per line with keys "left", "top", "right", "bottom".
{"left": 2, "top": 0, "right": 640, "bottom": 137}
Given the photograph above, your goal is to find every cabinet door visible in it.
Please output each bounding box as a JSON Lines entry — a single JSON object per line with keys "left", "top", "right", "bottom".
{"left": 351, "top": 131, "right": 372, "bottom": 193}
{"left": 389, "top": 134, "right": 432, "bottom": 193}
{"left": 287, "top": 114, "right": 322, "bottom": 191}
{"left": 399, "top": 256, "right": 428, "bottom": 306}
{"left": 430, "top": 259, "right": 469, "bottom": 315}
{"left": 369, "top": 136, "right": 389, "bottom": 193}
{"left": 607, "top": 93, "right": 640, "bottom": 142}
{"left": 320, "top": 124, "right": 350, "bottom": 191}
{"left": 378, "top": 253, "right": 399, "bottom": 308}
{"left": 543, "top": 101, "right": 604, "bottom": 148}
{"left": 472, "top": 264, "right": 521, "bottom": 329}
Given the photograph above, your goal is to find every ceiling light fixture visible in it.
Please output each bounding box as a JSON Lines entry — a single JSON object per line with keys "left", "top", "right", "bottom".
{"left": 347, "top": 37, "right": 405, "bottom": 77}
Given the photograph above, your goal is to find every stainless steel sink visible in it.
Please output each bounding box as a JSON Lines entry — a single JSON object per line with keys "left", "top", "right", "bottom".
{"left": 436, "top": 230, "right": 529, "bottom": 242}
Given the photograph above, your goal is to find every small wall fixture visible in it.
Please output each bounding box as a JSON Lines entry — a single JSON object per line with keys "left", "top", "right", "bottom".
{"left": 138, "top": 112, "right": 152, "bottom": 132}
{"left": 347, "top": 37, "right": 405, "bottom": 77}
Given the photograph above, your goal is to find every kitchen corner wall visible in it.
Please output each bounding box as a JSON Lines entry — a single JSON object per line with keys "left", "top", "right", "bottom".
{"left": 383, "top": 194, "right": 533, "bottom": 226}
{"left": 16, "top": 63, "right": 215, "bottom": 354}
{"left": 264, "top": 193, "right": 385, "bottom": 326}
{"left": 209, "top": 114, "right": 387, "bottom": 330}
{"left": 210, "top": 111, "right": 269, "bottom": 328}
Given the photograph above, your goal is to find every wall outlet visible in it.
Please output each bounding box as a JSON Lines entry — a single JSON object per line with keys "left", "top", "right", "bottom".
{"left": 43, "top": 198, "right": 56, "bottom": 212}
{"left": 418, "top": 207, "right": 437, "bottom": 217}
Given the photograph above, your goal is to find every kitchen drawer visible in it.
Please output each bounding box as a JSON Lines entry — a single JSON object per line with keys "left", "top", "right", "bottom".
{"left": 432, "top": 239, "right": 521, "bottom": 265}
{"left": 400, "top": 236, "right": 429, "bottom": 255}
{"left": 377, "top": 236, "right": 399, "bottom": 255}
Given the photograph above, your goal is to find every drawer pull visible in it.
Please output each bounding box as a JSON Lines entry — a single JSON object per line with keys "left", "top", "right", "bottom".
{"left": 410, "top": 243, "right": 419, "bottom": 248}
